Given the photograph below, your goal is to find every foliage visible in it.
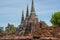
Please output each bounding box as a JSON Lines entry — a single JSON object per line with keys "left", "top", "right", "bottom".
{"left": 11, "top": 25, "right": 16, "bottom": 34}
{"left": 50, "top": 12, "right": 60, "bottom": 26}
{"left": 0, "top": 27, "right": 4, "bottom": 32}
{"left": 5, "top": 24, "right": 16, "bottom": 34}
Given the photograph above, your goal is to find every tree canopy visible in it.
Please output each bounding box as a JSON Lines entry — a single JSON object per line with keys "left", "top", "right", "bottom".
{"left": 50, "top": 12, "right": 60, "bottom": 26}
{"left": 5, "top": 24, "right": 16, "bottom": 34}
{"left": 11, "top": 25, "right": 16, "bottom": 34}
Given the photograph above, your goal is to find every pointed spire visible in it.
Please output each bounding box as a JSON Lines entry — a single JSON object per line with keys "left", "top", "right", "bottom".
{"left": 31, "top": 0, "right": 35, "bottom": 12}
{"left": 8, "top": 23, "right": 10, "bottom": 27}
{"left": 26, "top": 5, "right": 29, "bottom": 18}
{"left": 21, "top": 10, "right": 24, "bottom": 23}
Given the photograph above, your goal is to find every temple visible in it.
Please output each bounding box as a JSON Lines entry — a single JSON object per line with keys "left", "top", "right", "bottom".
{"left": 17, "top": 0, "right": 47, "bottom": 36}
{"left": 0, "top": 0, "right": 60, "bottom": 40}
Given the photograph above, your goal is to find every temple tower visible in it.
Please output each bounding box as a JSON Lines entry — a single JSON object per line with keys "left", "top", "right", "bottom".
{"left": 30, "top": 0, "right": 36, "bottom": 16}
{"left": 26, "top": 5, "right": 29, "bottom": 19}
{"left": 21, "top": 10, "right": 24, "bottom": 23}
{"left": 29, "top": 0, "right": 38, "bottom": 24}
{"left": 30, "top": 0, "right": 38, "bottom": 34}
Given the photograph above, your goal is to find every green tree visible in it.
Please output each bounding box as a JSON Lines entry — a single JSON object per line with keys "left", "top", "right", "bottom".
{"left": 50, "top": 12, "right": 60, "bottom": 26}
{"left": 0, "top": 27, "right": 3, "bottom": 31}
{"left": 11, "top": 25, "right": 16, "bottom": 34}
{"left": 5, "top": 24, "right": 16, "bottom": 34}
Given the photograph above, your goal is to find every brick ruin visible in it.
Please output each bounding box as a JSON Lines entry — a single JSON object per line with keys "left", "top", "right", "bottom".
{"left": 0, "top": 0, "right": 60, "bottom": 40}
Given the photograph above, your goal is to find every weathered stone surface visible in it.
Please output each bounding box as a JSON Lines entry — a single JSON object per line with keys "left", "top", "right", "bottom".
{"left": 0, "top": 27, "right": 60, "bottom": 40}
{"left": 0, "top": 0, "right": 60, "bottom": 40}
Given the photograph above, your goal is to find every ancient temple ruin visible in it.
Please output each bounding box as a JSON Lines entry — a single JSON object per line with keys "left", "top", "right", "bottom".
{"left": 0, "top": 0, "right": 60, "bottom": 40}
